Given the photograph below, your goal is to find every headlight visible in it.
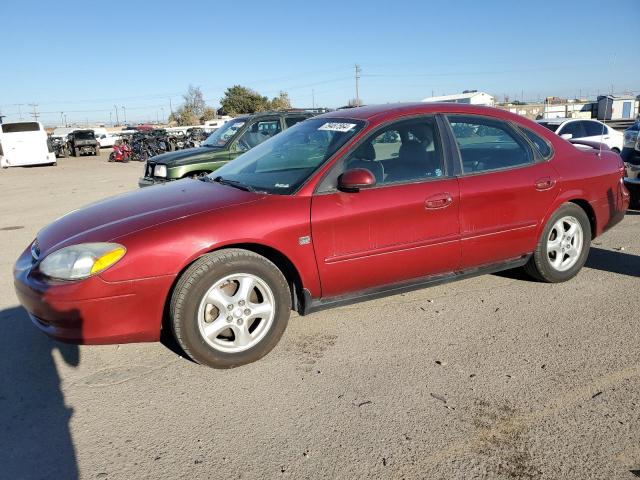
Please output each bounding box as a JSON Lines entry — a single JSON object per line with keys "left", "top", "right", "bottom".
{"left": 39, "top": 243, "right": 126, "bottom": 280}
{"left": 154, "top": 164, "right": 167, "bottom": 178}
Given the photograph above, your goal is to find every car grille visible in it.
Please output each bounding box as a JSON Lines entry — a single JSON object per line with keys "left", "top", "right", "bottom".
{"left": 146, "top": 161, "right": 156, "bottom": 177}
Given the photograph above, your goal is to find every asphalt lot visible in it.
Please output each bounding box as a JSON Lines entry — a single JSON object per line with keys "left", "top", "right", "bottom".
{"left": 1, "top": 151, "right": 639, "bottom": 479}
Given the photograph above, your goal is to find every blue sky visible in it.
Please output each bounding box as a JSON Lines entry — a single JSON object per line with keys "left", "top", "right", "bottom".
{"left": 1, "top": 0, "right": 638, "bottom": 125}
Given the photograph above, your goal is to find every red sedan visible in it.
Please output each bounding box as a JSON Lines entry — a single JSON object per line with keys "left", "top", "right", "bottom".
{"left": 14, "top": 103, "right": 630, "bottom": 368}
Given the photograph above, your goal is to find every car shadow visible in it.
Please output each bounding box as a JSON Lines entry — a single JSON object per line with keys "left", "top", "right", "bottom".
{"left": 585, "top": 247, "right": 640, "bottom": 278}
{"left": 0, "top": 306, "right": 80, "bottom": 479}
{"left": 495, "top": 246, "right": 640, "bottom": 282}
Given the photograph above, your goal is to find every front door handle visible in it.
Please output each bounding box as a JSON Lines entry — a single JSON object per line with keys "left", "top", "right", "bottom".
{"left": 425, "top": 193, "right": 453, "bottom": 209}
{"left": 534, "top": 177, "right": 556, "bottom": 191}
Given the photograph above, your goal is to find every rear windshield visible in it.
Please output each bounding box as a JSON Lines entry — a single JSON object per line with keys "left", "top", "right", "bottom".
{"left": 2, "top": 122, "right": 40, "bottom": 133}
{"left": 75, "top": 131, "right": 95, "bottom": 140}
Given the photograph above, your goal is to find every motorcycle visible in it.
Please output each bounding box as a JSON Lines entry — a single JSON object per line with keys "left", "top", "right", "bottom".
{"left": 108, "top": 141, "right": 129, "bottom": 162}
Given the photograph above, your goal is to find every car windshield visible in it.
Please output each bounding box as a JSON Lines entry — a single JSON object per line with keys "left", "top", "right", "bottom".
{"left": 202, "top": 118, "right": 247, "bottom": 147}
{"left": 206, "top": 118, "right": 365, "bottom": 194}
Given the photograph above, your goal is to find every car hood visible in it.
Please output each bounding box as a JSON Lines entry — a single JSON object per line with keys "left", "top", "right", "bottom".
{"left": 152, "top": 146, "right": 225, "bottom": 166}
{"left": 36, "top": 179, "right": 260, "bottom": 256}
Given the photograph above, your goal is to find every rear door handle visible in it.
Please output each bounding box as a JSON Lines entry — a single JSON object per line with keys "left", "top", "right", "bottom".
{"left": 425, "top": 193, "right": 453, "bottom": 209}
{"left": 534, "top": 177, "right": 556, "bottom": 191}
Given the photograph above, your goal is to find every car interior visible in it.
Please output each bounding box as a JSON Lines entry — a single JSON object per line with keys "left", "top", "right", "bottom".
{"left": 345, "top": 121, "right": 443, "bottom": 184}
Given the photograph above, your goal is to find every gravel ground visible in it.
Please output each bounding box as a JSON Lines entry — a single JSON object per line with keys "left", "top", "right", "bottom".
{"left": 1, "top": 152, "right": 639, "bottom": 480}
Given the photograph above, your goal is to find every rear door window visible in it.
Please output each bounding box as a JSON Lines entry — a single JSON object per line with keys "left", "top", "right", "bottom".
{"left": 584, "top": 121, "right": 607, "bottom": 137}
{"left": 448, "top": 115, "right": 533, "bottom": 174}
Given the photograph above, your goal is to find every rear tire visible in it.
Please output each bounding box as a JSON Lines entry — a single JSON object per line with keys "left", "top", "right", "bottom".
{"left": 524, "top": 203, "right": 591, "bottom": 283}
{"left": 611, "top": 147, "right": 620, "bottom": 155}
{"left": 170, "top": 249, "right": 291, "bottom": 368}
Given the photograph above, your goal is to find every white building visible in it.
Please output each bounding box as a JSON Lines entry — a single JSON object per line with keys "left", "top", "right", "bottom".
{"left": 421, "top": 91, "right": 495, "bottom": 106}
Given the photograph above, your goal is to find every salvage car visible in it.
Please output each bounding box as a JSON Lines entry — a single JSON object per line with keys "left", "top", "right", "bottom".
{"left": 537, "top": 118, "right": 624, "bottom": 153}
{"left": 138, "top": 110, "right": 315, "bottom": 187}
{"left": 622, "top": 121, "right": 640, "bottom": 207}
{"left": 14, "top": 103, "right": 629, "bottom": 368}
{"left": 67, "top": 129, "right": 99, "bottom": 156}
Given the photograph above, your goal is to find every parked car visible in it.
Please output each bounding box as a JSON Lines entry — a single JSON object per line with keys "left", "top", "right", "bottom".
{"left": 67, "top": 130, "right": 99, "bottom": 156}
{"left": 537, "top": 118, "right": 624, "bottom": 153}
{"left": 93, "top": 128, "right": 118, "bottom": 148}
{"left": 13, "top": 103, "right": 629, "bottom": 368}
{"left": 622, "top": 120, "right": 640, "bottom": 207}
{"left": 138, "top": 110, "right": 315, "bottom": 187}
{"left": 0, "top": 121, "right": 57, "bottom": 168}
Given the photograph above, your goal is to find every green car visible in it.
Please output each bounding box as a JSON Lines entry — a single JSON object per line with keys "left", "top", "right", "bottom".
{"left": 138, "top": 111, "right": 314, "bottom": 187}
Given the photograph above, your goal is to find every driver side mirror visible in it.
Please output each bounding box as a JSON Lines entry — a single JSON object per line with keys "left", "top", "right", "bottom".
{"left": 338, "top": 168, "right": 376, "bottom": 193}
{"left": 560, "top": 133, "right": 573, "bottom": 140}
{"left": 231, "top": 142, "right": 247, "bottom": 153}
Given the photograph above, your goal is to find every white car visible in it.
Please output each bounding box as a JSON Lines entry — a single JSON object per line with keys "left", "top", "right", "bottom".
{"left": 537, "top": 118, "right": 624, "bottom": 153}
{"left": 92, "top": 128, "right": 118, "bottom": 148}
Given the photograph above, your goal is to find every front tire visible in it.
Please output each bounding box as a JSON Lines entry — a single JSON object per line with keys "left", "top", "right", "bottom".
{"left": 524, "top": 203, "right": 591, "bottom": 282}
{"left": 170, "top": 249, "right": 291, "bottom": 368}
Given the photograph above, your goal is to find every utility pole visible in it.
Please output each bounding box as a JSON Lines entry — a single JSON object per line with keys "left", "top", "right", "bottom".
{"left": 169, "top": 98, "right": 173, "bottom": 117}
{"left": 28, "top": 103, "right": 39, "bottom": 121}
{"left": 122, "top": 106, "right": 127, "bottom": 124}
{"left": 13, "top": 104, "right": 24, "bottom": 121}
{"left": 355, "top": 64, "right": 361, "bottom": 106}
{"left": 109, "top": 111, "right": 112, "bottom": 125}
{"left": 114, "top": 105, "right": 119, "bottom": 126}
{"left": 312, "top": 89, "right": 315, "bottom": 109}
{"left": 60, "top": 112, "right": 64, "bottom": 126}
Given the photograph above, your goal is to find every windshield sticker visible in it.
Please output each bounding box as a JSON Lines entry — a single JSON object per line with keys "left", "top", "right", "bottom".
{"left": 318, "top": 122, "right": 356, "bottom": 132}
{"left": 231, "top": 122, "right": 245, "bottom": 129}
{"left": 274, "top": 183, "right": 290, "bottom": 188}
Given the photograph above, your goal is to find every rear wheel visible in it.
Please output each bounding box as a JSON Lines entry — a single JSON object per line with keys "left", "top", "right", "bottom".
{"left": 611, "top": 147, "right": 620, "bottom": 155}
{"left": 170, "top": 249, "right": 291, "bottom": 368}
{"left": 524, "top": 203, "right": 591, "bottom": 282}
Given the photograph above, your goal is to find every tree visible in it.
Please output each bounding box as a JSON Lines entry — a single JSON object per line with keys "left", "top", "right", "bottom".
{"left": 169, "top": 85, "right": 208, "bottom": 126}
{"left": 269, "top": 91, "right": 291, "bottom": 110}
{"left": 220, "top": 85, "right": 271, "bottom": 115}
{"left": 200, "top": 107, "right": 217, "bottom": 123}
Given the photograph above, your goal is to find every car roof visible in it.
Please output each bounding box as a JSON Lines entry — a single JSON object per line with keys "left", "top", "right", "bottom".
{"left": 231, "top": 110, "right": 315, "bottom": 121}
{"left": 314, "top": 102, "right": 526, "bottom": 126}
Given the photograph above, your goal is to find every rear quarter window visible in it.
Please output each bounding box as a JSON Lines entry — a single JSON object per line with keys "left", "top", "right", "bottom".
{"left": 520, "top": 127, "right": 553, "bottom": 159}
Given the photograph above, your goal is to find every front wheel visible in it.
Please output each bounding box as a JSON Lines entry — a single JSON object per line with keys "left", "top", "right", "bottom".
{"left": 524, "top": 203, "right": 591, "bottom": 282}
{"left": 170, "top": 249, "right": 291, "bottom": 368}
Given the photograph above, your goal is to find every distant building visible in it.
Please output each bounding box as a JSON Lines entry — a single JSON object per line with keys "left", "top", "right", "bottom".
{"left": 597, "top": 95, "right": 638, "bottom": 121}
{"left": 421, "top": 91, "right": 495, "bottom": 106}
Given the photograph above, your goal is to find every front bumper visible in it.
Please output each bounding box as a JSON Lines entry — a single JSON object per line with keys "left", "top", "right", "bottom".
{"left": 138, "top": 176, "right": 171, "bottom": 188}
{"left": 13, "top": 247, "right": 175, "bottom": 344}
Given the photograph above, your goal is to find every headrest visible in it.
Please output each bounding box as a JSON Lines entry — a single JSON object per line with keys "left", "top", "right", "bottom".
{"left": 354, "top": 142, "right": 375, "bottom": 161}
